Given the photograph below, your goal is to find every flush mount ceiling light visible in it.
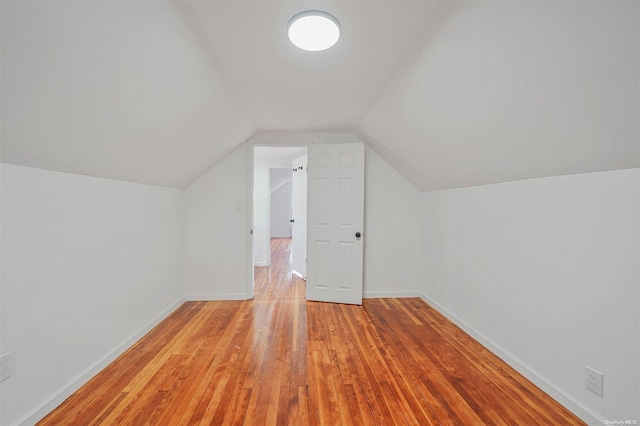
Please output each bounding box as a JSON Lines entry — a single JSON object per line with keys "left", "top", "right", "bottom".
{"left": 287, "top": 10, "right": 341, "bottom": 52}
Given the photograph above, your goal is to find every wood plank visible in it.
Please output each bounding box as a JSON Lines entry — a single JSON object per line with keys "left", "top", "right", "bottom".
{"left": 38, "top": 238, "right": 586, "bottom": 426}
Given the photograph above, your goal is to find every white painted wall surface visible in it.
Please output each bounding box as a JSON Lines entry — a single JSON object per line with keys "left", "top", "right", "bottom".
{"left": 184, "top": 144, "right": 250, "bottom": 300}
{"left": 363, "top": 146, "right": 422, "bottom": 297}
{"left": 0, "top": 164, "right": 184, "bottom": 426}
{"left": 270, "top": 182, "right": 292, "bottom": 238}
{"left": 0, "top": 162, "right": 4, "bottom": 422}
{"left": 187, "top": 138, "right": 422, "bottom": 298}
{"left": 421, "top": 169, "right": 639, "bottom": 424}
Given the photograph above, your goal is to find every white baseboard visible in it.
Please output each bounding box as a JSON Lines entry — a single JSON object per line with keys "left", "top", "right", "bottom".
{"left": 16, "top": 296, "right": 185, "bottom": 426}
{"left": 419, "top": 292, "right": 604, "bottom": 426}
{"left": 364, "top": 291, "right": 421, "bottom": 298}
{"left": 185, "top": 293, "right": 251, "bottom": 301}
{"left": 291, "top": 270, "right": 305, "bottom": 280}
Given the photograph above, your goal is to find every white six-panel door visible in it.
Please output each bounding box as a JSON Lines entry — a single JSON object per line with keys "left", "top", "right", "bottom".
{"left": 306, "top": 143, "right": 364, "bottom": 305}
{"left": 291, "top": 155, "right": 307, "bottom": 279}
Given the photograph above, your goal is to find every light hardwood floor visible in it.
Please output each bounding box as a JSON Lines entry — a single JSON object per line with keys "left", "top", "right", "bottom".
{"left": 39, "top": 238, "right": 585, "bottom": 425}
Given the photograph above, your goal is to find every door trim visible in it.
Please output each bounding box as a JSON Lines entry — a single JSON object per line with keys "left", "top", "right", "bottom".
{"left": 246, "top": 132, "right": 365, "bottom": 301}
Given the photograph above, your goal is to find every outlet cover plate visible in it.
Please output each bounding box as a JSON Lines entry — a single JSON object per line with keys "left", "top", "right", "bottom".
{"left": 0, "top": 352, "right": 13, "bottom": 383}
{"left": 585, "top": 365, "right": 603, "bottom": 397}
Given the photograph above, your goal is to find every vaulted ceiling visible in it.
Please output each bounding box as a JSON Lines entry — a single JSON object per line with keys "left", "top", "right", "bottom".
{"left": 1, "top": 1, "right": 638, "bottom": 191}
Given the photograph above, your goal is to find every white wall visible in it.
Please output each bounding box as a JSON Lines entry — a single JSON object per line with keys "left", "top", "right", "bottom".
{"left": 0, "top": 164, "right": 184, "bottom": 426}
{"left": 4, "top": 136, "right": 630, "bottom": 424}
{"left": 184, "top": 144, "right": 251, "bottom": 299}
{"left": 185, "top": 135, "right": 423, "bottom": 298}
{"left": 421, "top": 168, "right": 639, "bottom": 424}
{"left": 270, "top": 182, "right": 292, "bottom": 238}
{"left": 363, "top": 146, "right": 422, "bottom": 297}
{"left": 0, "top": 161, "right": 4, "bottom": 423}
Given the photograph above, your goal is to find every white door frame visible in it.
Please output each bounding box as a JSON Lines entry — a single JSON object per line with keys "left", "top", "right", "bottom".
{"left": 248, "top": 143, "right": 308, "bottom": 299}
{"left": 246, "top": 144, "right": 255, "bottom": 299}
{"left": 246, "top": 132, "right": 364, "bottom": 300}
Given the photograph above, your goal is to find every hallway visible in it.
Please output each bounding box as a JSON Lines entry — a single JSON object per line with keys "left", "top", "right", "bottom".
{"left": 254, "top": 238, "right": 303, "bottom": 301}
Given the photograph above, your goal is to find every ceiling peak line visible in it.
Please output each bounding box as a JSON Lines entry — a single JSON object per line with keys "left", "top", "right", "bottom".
{"left": 172, "top": 1, "right": 258, "bottom": 127}
{"left": 357, "top": 0, "right": 449, "bottom": 130}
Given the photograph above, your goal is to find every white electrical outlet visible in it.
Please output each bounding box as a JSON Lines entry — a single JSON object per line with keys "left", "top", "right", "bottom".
{"left": 585, "top": 365, "right": 603, "bottom": 397}
{"left": 0, "top": 352, "right": 13, "bottom": 383}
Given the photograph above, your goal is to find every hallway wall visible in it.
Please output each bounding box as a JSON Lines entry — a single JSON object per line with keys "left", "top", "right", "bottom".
{"left": 270, "top": 181, "right": 292, "bottom": 238}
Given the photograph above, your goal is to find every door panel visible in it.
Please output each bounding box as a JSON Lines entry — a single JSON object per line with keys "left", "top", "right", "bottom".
{"left": 307, "top": 143, "right": 364, "bottom": 305}
{"left": 291, "top": 155, "right": 307, "bottom": 279}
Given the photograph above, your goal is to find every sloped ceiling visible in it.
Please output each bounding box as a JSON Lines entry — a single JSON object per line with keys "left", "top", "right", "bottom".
{"left": 359, "top": 1, "right": 639, "bottom": 191}
{"left": 1, "top": 1, "right": 256, "bottom": 189}
{"left": 182, "top": 1, "right": 442, "bottom": 131}
{"left": 1, "top": 1, "right": 638, "bottom": 191}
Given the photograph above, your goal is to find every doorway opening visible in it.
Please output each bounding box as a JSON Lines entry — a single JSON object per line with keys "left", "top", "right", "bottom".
{"left": 252, "top": 146, "right": 308, "bottom": 296}
{"left": 249, "top": 141, "right": 365, "bottom": 305}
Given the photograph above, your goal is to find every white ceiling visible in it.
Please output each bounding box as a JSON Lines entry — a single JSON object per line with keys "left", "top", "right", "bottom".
{"left": 1, "top": 1, "right": 255, "bottom": 188}
{"left": 1, "top": 1, "right": 638, "bottom": 191}
{"left": 359, "top": 1, "right": 640, "bottom": 191}
{"left": 180, "top": 1, "right": 442, "bottom": 131}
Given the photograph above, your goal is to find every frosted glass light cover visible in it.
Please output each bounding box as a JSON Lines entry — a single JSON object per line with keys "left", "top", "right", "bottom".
{"left": 288, "top": 11, "right": 341, "bottom": 52}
